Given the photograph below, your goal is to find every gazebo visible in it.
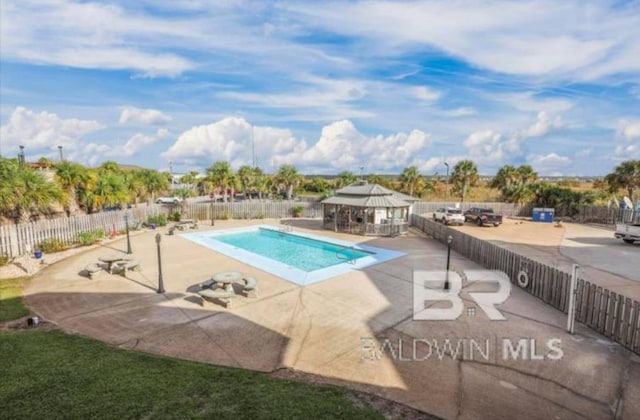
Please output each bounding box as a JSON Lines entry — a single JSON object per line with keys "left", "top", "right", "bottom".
{"left": 321, "top": 182, "right": 418, "bottom": 236}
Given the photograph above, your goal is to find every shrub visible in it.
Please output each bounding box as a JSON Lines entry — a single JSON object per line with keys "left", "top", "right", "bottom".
{"left": 0, "top": 254, "right": 10, "bottom": 267}
{"left": 75, "top": 229, "right": 105, "bottom": 246}
{"left": 37, "top": 238, "right": 67, "bottom": 253}
{"left": 147, "top": 214, "right": 168, "bottom": 227}
{"left": 256, "top": 211, "right": 266, "bottom": 219}
{"left": 220, "top": 211, "right": 231, "bottom": 220}
{"left": 170, "top": 211, "right": 181, "bottom": 222}
{"left": 292, "top": 204, "right": 305, "bottom": 218}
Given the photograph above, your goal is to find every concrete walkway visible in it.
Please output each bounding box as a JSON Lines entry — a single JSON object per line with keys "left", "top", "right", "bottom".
{"left": 24, "top": 219, "right": 640, "bottom": 419}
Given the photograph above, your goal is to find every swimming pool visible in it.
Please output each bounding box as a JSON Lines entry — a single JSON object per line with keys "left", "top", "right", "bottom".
{"left": 182, "top": 225, "right": 405, "bottom": 285}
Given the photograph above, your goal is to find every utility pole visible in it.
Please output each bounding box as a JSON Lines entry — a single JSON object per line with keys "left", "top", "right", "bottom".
{"left": 444, "top": 162, "right": 450, "bottom": 199}
{"left": 169, "top": 161, "right": 173, "bottom": 190}
{"left": 18, "top": 145, "right": 26, "bottom": 165}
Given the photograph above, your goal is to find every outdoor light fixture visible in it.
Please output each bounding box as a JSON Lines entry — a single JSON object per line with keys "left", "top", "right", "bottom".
{"left": 58, "top": 145, "right": 64, "bottom": 161}
{"left": 444, "top": 234, "right": 453, "bottom": 290}
{"left": 155, "top": 233, "right": 165, "bottom": 294}
{"left": 124, "top": 212, "right": 132, "bottom": 254}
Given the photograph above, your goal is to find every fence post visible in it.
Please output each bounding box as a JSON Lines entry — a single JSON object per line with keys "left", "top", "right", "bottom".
{"left": 567, "top": 264, "right": 579, "bottom": 334}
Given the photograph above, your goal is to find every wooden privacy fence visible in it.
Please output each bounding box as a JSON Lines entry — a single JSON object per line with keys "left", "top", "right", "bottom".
{"left": 0, "top": 206, "right": 163, "bottom": 258}
{"left": 576, "top": 205, "right": 639, "bottom": 225}
{"left": 410, "top": 214, "right": 640, "bottom": 355}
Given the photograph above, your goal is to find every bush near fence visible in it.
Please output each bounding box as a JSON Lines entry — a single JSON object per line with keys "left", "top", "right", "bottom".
{"left": 0, "top": 205, "right": 164, "bottom": 258}
{"left": 410, "top": 214, "right": 640, "bottom": 356}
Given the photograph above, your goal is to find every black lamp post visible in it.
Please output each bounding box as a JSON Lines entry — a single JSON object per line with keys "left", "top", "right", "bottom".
{"left": 155, "top": 233, "right": 165, "bottom": 294}
{"left": 124, "top": 212, "right": 132, "bottom": 254}
{"left": 444, "top": 235, "right": 453, "bottom": 290}
{"left": 210, "top": 194, "right": 215, "bottom": 226}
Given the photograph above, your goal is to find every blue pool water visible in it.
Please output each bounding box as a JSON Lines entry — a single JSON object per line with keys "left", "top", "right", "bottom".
{"left": 182, "top": 225, "right": 406, "bottom": 285}
{"left": 214, "top": 228, "right": 371, "bottom": 271}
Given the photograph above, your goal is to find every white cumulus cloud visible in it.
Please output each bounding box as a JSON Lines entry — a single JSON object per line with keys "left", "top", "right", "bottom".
{"left": 119, "top": 107, "right": 172, "bottom": 125}
{"left": 0, "top": 106, "right": 103, "bottom": 152}
{"left": 521, "top": 111, "right": 563, "bottom": 138}
{"left": 527, "top": 153, "right": 572, "bottom": 172}
{"left": 164, "top": 117, "right": 431, "bottom": 173}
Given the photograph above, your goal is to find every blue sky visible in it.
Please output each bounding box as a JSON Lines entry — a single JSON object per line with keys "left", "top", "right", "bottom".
{"left": 1, "top": 0, "right": 639, "bottom": 176}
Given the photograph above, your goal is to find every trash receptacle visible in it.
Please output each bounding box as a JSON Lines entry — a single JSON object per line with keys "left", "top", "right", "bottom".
{"left": 532, "top": 208, "right": 555, "bottom": 223}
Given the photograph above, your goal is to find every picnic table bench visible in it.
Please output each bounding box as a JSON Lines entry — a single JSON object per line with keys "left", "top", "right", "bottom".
{"left": 168, "top": 219, "right": 198, "bottom": 235}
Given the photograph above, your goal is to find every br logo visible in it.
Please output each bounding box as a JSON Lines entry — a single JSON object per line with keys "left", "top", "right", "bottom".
{"left": 413, "top": 270, "right": 512, "bottom": 321}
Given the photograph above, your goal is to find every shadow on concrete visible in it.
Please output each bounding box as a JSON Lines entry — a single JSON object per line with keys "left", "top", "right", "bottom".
{"left": 24, "top": 290, "right": 291, "bottom": 374}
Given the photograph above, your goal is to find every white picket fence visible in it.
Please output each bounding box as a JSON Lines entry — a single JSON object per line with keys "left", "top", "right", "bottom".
{"left": 0, "top": 206, "right": 163, "bottom": 258}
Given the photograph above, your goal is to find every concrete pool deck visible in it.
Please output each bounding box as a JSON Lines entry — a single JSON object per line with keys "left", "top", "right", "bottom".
{"left": 24, "top": 219, "right": 640, "bottom": 419}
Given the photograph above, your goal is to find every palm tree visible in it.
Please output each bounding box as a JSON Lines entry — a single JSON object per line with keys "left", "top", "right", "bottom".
{"left": 93, "top": 172, "right": 128, "bottom": 210}
{"left": 237, "top": 165, "right": 259, "bottom": 201}
{"left": 276, "top": 165, "right": 302, "bottom": 200}
{"left": 334, "top": 171, "right": 357, "bottom": 189}
{"left": 489, "top": 165, "right": 518, "bottom": 191}
{"left": 179, "top": 170, "right": 201, "bottom": 194}
{"left": 207, "top": 161, "right": 234, "bottom": 202}
{"left": 55, "top": 161, "right": 89, "bottom": 216}
{"left": 367, "top": 174, "right": 385, "bottom": 186}
{"left": 605, "top": 160, "right": 640, "bottom": 202}
{"left": 399, "top": 166, "right": 425, "bottom": 197}
{"left": 516, "top": 164, "right": 538, "bottom": 185}
{"left": 254, "top": 173, "right": 272, "bottom": 201}
{"left": 1, "top": 159, "right": 64, "bottom": 222}
{"left": 451, "top": 160, "right": 479, "bottom": 202}
{"left": 140, "top": 169, "right": 169, "bottom": 204}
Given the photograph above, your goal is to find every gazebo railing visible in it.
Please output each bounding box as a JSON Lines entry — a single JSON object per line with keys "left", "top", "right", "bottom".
{"left": 365, "top": 222, "right": 408, "bottom": 236}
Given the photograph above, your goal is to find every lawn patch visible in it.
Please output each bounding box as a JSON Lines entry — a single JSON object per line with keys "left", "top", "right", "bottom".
{"left": 0, "top": 277, "right": 30, "bottom": 322}
{"left": 0, "top": 330, "right": 385, "bottom": 419}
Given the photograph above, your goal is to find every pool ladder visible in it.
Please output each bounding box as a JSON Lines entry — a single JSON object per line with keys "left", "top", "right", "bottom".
{"left": 279, "top": 224, "right": 293, "bottom": 233}
{"left": 336, "top": 250, "right": 357, "bottom": 265}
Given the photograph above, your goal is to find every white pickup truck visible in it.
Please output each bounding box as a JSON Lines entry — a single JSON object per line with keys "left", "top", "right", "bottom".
{"left": 433, "top": 207, "right": 465, "bottom": 226}
{"left": 615, "top": 223, "right": 640, "bottom": 244}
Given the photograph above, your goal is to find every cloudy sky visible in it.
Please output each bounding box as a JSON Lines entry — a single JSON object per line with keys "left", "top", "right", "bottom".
{"left": 1, "top": 0, "right": 639, "bottom": 176}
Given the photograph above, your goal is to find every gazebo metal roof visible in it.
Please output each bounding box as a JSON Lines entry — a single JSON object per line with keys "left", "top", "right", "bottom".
{"left": 321, "top": 182, "right": 415, "bottom": 208}
{"left": 321, "top": 195, "right": 410, "bottom": 208}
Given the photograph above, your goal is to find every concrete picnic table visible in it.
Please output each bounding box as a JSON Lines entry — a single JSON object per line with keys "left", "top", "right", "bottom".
{"left": 98, "top": 254, "right": 132, "bottom": 273}
{"left": 212, "top": 271, "right": 243, "bottom": 292}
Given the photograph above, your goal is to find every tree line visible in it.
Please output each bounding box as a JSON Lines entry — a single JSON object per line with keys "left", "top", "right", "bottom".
{"left": 1, "top": 156, "right": 638, "bottom": 222}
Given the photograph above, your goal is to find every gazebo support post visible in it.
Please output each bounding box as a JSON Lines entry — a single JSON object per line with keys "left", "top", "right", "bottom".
{"left": 334, "top": 205, "right": 338, "bottom": 232}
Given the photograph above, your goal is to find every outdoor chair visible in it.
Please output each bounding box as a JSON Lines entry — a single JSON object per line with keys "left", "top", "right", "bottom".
{"left": 84, "top": 263, "right": 104, "bottom": 279}
{"left": 113, "top": 260, "right": 141, "bottom": 276}
{"left": 198, "top": 288, "right": 235, "bottom": 308}
{"left": 242, "top": 276, "right": 258, "bottom": 298}
{"left": 198, "top": 278, "right": 217, "bottom": 289}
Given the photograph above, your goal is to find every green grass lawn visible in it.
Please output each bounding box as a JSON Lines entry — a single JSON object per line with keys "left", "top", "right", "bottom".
{"left": 0, "top": 278, "right": 385, "bottom": 419}
{"left": 0, "top": 277, "right": 30, "bottom": 322}
{"left": 0, "top": 330, "right": 383, "bottom": 419}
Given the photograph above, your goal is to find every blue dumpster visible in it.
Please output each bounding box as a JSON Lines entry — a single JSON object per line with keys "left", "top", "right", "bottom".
{"left": 532, "top": 207, "right": 555, "bottom": 223}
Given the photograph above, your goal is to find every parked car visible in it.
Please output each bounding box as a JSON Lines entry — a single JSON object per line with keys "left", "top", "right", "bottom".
{"left": 615, "top": 222, "right": 640, "bottom": 244}
{"left": 464, "top": 208, "right": 503, "bottom": 227}
{"left": 155, "top": 196, "right": 182, "bottom": 205}
{"left": 433, "top": 207, "right": 465, "bottom": 226}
